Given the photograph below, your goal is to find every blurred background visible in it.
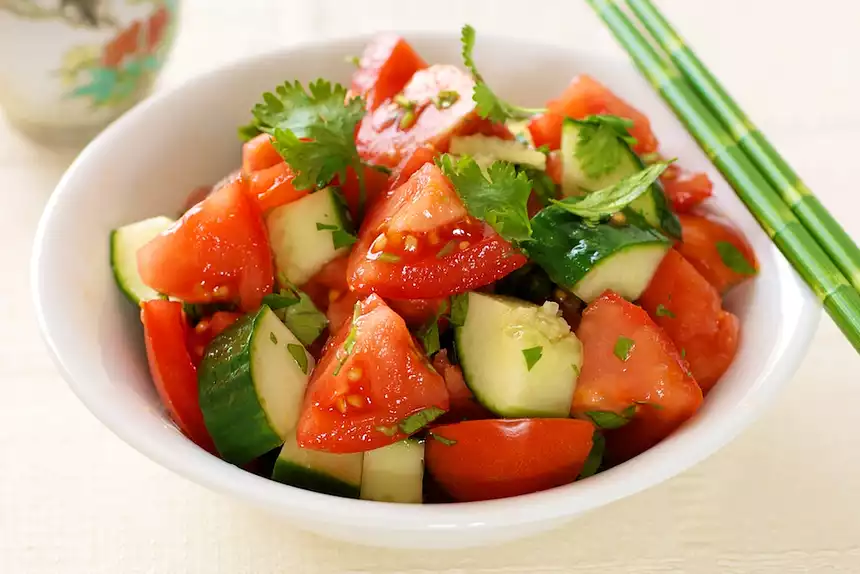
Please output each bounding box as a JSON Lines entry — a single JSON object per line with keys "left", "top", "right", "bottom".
{"left": 3, "top": 1, "right": 859, "bottom": 572}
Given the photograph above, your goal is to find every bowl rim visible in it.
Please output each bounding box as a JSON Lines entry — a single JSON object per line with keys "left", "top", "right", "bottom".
{"left": 32, "top": 31, "right": 821, "bottom": 532}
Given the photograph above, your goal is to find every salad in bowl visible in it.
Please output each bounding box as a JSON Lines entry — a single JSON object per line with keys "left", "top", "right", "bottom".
{"left": 108, "top": 26, "right": 758, "bottom": 504}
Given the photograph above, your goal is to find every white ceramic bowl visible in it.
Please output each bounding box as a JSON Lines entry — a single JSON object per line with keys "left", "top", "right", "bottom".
{"left": 32, "top": 33, "right": 820, "bottom": 549}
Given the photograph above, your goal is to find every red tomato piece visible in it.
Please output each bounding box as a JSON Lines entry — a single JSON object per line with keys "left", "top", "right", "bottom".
{"left": 425, "top": 419, "right": 594, "bottom": 502}
{"left": 387, "top": 144, "right": 439, "bottom": 191}
{"left": 347, "top": 164, "right": 527, "bottom": 298}
{"left": 246, "top": 161, "right": 308, "bottom": 212}
{"left": 386, "top": 297, "right": 447, "bottom": 328}
{"left": 572, "top": 291, "right": 703, "bottom": 464}
{"left": 187, "top": 311, "right": 243, "bottom": 364}
{"left": 137, "top": 180, "right": 274, "bottom": 312}
{"left": 242, "top": 133, "right": 283, "bottom": 173}
{"left": 356, "top": 65, "right": 479, "bottom": 168}
{"left": 527, "top": 74, "right": 658, "bottom": 154}
{"left": 349, "top": 34, "right": 427, "bottom": 111}
{"left": 431, "top": 350, "right": 494, "bottom": 423}
{"left": 660, "top": 164, "right": 713, "bottom": 213}
{"left": 296, "top": 295, "right": 449, "bottom": 453}
{"left": 676, "top": 214, "right": 758, "bottom": 293}
{"left": 140, "top": 300, "right": 215, "bottom": 452}
{"left": 545, "top": 150, "right": 563, "bottom": 186}
{"left": 300, "top": 255, "right": 351, "bottom": 311}
{"left": 457, "top": 116, "right": 516, "bottom": 140}
{"left": 337, "top": 164, "right": 390, "bottom": 220}
{"left": 326, "top": 290, "right": 361, "bottom": 333}
{"left": 639, "top": 250, "right": 740, "bottom": 392}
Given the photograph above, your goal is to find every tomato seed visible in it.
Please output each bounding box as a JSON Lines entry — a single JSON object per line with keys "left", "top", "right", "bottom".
{"left": 346, "top": 395, "right": 365, "bottom": 408}
{"left": 328, "top": 289, "right": 342, "bottom": 303}
{"left": 404, "top": 235, "right": 418, "bottom": 252}
{"left": 458, "top": 241, "right": 470, "bottom": 251}
{"left": 347, "top": 367, "right": 363, "bottom": 382}
{"left": 334, "top": 397, "right": 347, "bottom": 413}
{"left": 428, "top": 230, "right": 440, "bottom": 245}
{"left": 372, "top": 234, "right": 388, "bottom": 252}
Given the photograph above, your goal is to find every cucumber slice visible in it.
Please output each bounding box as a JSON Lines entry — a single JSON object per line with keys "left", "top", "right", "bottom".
{"left": 455, "top": 293, "right": 582, "bottom": 418}
{"left": 527, "top": 205, "right": 671, "bottom": 303}
{"left": 505, "top": 119, "right": 534, "bottom": 147}
{"left": 110, "top": 216, "right": 174, "bottom": 304}
{"left": 272, "top": 429, "right": 363, "bottom": 498}
{"left": 560, "top": 118, "right": 680, "bottom": 237}
{"left": 449, "top": 134, "right": 546, "bottom": 170}
{"left": 360, "top": 440, "right": 425, "bottom": 504}
{"left": 266, "top": 187, "right": 352, "bottom": 286}
{"left": 199, "top": 305, "right": 315, "bottom": 465}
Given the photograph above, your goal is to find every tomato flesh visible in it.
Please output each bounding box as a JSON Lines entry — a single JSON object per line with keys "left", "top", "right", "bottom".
{"left": 527, "top": 74, "right": 658, "bottom": 154}
{"left": 187, "top": 311, "right": 243, "bottom": 364}
{"left": 431, "top": 350, "right": 494, "bottom": 423}
{"left": 140, "top": 300, "right": 215, "bottom": 452}
{"left": 572, "top": 290, "right": 703, "bottom": 464}
{"left": 347, "top": 163, "right": 527, "bottom": 298}
{"left": 356, "top": 65, "right": 478, "bottom": 168}
{"left": 677, "top": 214, "right": 758, "bottom": 293}
{"left": 349, "top": 34, "right": 427, "bottom": 111}
{"left": 242, "top": 133, "right": 283, "bottom": 173}
{"left": 660, "top": 164, "right": 713, "bottom": 213}
{"left": 296, "top": 295, "right": 449, "bottom": 453}
{"left": 639, "top": 249, "right": 740, "bottom": 392}
{"left": 138, "top": 179, "right": 274, "bottom": 312}
{"left": 387, "top": 143, "right": 439, "bottom": 191}
{"left": 425, "top": 419, "right": 594, "bottom": 502}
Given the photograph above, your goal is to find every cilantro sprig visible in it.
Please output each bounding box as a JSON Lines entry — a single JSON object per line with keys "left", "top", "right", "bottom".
{"left": 239, "top": 79, "right": 369, "bottom": 215}
{"left": 570, "top": 115, "right": 638, "bottom": 179}
{"left": 438, "top": 154, "right": 532, "bottom": 243}
{"left": 550, "top": 161, "right": 671, "bottom": 222}
{"left": 461, "top": 25, "right": 545, "bottom": 123}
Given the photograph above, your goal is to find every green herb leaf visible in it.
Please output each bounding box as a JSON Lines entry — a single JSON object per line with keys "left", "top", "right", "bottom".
{"left": 438, "top": 154, "right": 532, "bottom": 242}
{"left": 376, "top": 252, "right": 401, "bottom": 263}
{"left": 433, "top": 90, "right": 460, "bottom": 109}
{"left": 680, "top": 347, "right": 687, "bottom": 359}
{"left": 429, "top": 432, "right": 457, "bottom": 446}
{"left": 417, "top": 320, "right": 441, "bottom": 356}
{"left": 333, "top": 302, "right": 362, "bottom": 376}
{"left": 572, "top": 116, "right": 637, "bottom": 179}
{"left": 716, "top": 241, "right": 757, "bottom": 275}
{"left": 578, "top": 432, "right": 605, "bottom": 479}
{"left": 635, "top": 400, "right": 664, "bottom": 410}
{"left": 315, "top": 222, "right": 357, "bottom": 250}
{"left": 345, "top": 55, "right": 361, "bottom": 68}
{"left": 269, "top": 332, "right": 278, "bottom": 344}
{"left": 287, "top": 343, "right": 309, "bottom": 374}
{"left": 399, "top": 406, "right": 446, "bottom": 435}
{"left": 585, "top": 408, "right": 634, "bottom": 430}
{"left": 449, "top": 293, "right": 470, "bottom": 327}
{"left": 460, "top": 25, "right": 544, "bottom": 123}
{"left": 262, "top": 289, "right": 301, "bottom": 310}
{"left": 276, "top": 291, "right": 328, "bottom": 346}
{"left": 655, "top": 304, "right": 676, "bottom": 318}
{"left": 522, "top": 346, "right": 543, "bottom": 371}
{"left": 550, "top": 161, "right": 671, "bottom": 222}
{"left": 520, "top": 166, "right": 557, "bottom": 207}
{"left": 613, "top": 336, "right": 635, "bottom": 362}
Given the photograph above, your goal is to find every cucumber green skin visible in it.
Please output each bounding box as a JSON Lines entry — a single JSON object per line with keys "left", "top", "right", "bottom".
{"left": 198, "top": 306, "right": 281, "bottom": 465}
{"left": 110, "top": 229, "right": 150, "bottom": 305}
{"left": 272, "top": 459, "right": 360, "bottom": 499}
{"left": 525, "top": 205, "right": 670, "bottom": 290}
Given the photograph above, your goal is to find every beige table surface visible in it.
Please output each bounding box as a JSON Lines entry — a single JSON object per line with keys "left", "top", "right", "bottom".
{"left": 3, "top": 1, "right": 860, "bottom": 572}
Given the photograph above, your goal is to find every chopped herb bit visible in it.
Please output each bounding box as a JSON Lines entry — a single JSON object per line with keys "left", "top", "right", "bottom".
{"left": 550, "top": 162, "right": 671, "bottom": 222}
{"left": 375, "top": 425, "right": 398, "bottom": 437}
{"left": 655, "top": 304, "right": 676, "bottom": 318}
{"left": 417, "top": 319, "right": 441, "bottom": 356}
{"left": 287, "top": 343, "right": 309, "bottom": 374}
{"left": 316, "top": 222, "right": 357, "bottom": 250}
{"left": 269, "top": 332, "right": 278, "bottom": 344}
{"left": 433, "top": 90, "right": 460, "bottom": 109}
{"left": 429, "top": 432, "right": 457, "bottom": 446}
{"left": 399, "top": 406, "right": 446, "bottom": 435}
{"left": 399, "top": 109, "right": 417, "bottom": 130}
{"left": 460, "top": 25, "right": 545, "bottom": 123}
{"left": 276, "top": 290, "right": 328, "bottom": 346}
{"left": 393, "top": 94, "right": 416, "bottom": 110}
{"left": 680, "top": 347, "right": 687, "bottom": 359}
{"left": 436, "top": 240, "right": 458, "bottom": 258}
{"left": 262, "top": 289, "right": 301, "bottom": 310}
{"left": 585, "top": 405, "right": 636, "bottom": 429}
{"left": 578, "top": 432, "right": 605, "bottom": 479}
{"left": 333, "top": 302, "right": 362, "bottom": 376}
{"left": 613, "top": 336, "right": 635, "bottom": 362}
{"left": 346, "top": 55, "right": 361, "bottom": 67}
{"left": 572, "top": 363, "right": 581, "bottom": 378}
{"left": 370, "top": 164, "right": 392, "bottom": 175}
{"left": 315, "top": 222, "right": 338, "bottom": 231}
{"left": 438, "top": 154, "right": 532, "bottom": 242}
{"left": 449, "top": 293, "right": 469, "bottom": 327}
{"left": 640, "top": 152, "right": 661, "bottom": 164}
{"left": 522, "top": 346, "right": 543, "bottom": 371}
{"left": 376, "top": 252, "right": 401, "bottom": 263}
{"left": 716, "top": 241, "right": 757, "bottom": 275}
{"left": 635, "top": 400, "right": 664, "bottom": 410}
{"left": 520, "top": 166, "right": 557, "bottom": 207}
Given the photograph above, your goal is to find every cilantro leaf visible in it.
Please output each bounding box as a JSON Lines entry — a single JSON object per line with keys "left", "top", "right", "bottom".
{"left": 429, "top": 432, "right": 457, "bottom": 446}
{"left": 520, "top": 166, "right": 557, "bottom": 207}
{"left": 460, "top": 24, "right": 545, "bottom": 123}
{"left": 613, "top": 336, "right": 635, "bottom": 362}
{"left": 315, "top": 222, "right": 357, "bottom": 250}
{"left": 275, "top": 290, "right": 328, "bottom": 346}
{"left": 417, "top": 320, "right": 441, "bottom": 356}
{"left": 333, "top": 302, "right": 361, "bottom": 376}
{"left": 655, "top": 304, "right": 676, "bottom": 318}
{"left": 716, "top": 241, "right": 757, "bottom": 275}
{"left": 550, "top": 161, "right": 671, "bottom": 222}
{"left": 399, "top": 406, "right": 446, "bottom": 435}
{"left": 438, "top": 154, "right": 532, "bottom": 242}
{"left": 578, "top": 432, "right": 605, "bottom": 479}
{"left": 585, "top": 404, "right": 637, "bottom": 429}
{"left": 262, "top": 289, "right": 301, "bottom": 310}
{"left": 522, "top": 346, "right": 543, "bottom": 371}
{"left": 449, "top": 294, "right": 470, "bottom": 327}
{"left": 287, "top": 343, "right": 309, "bottom": 375}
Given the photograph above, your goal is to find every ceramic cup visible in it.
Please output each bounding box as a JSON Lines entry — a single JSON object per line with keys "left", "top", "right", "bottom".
{"left": 0, "top": 0, "right": 179, "bottom": 145}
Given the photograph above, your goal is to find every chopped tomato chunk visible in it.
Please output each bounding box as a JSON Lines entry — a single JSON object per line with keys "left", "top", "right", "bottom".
{"left": 676, "top": 214, "right": 758, "bottom": 293}
{"left": 349, "top": 34, "right": 427, "bottom": 111}
{"left": 572, "top": 291, "right": 703, "bottom": 464}
{"left": 296, "top": 295, "right": 449, "bottom": 453}
{"left": 660, "top": 164, "right": 713, "bottom": 212}
{"left": 432, "top": 350, "right": 494, "bottom": 423}
{"left": 527, "top": 74, "right": 658, "bottom": 154}
{"left": 639, "top": 249, "right": 740, "bottom": 392}
{"left": 242, "top": 133, "right": 283, "bottom": 173}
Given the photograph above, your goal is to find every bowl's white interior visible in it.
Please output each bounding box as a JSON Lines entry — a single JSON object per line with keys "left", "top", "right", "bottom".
{"left": 32, "top": 34, "right": 819, "bottom": 544}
